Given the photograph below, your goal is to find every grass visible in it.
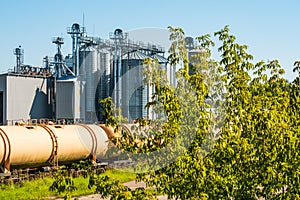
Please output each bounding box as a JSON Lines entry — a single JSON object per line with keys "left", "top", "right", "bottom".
{"left": 0, "top": 177, "right": 54, "bottom": 200}
{"left": 103, "top": 168, "right": 136, "bottom": 183}
{"left": 0, "top": 169, "right": 136, "bottom": 200}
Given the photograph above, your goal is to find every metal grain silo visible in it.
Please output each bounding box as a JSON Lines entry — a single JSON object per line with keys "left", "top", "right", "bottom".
{"left": 80, "top": 46, "right": 98, "bottom": 123}
{"left": 151, "top": 54, "right": 174, "bottom": 86}
{"left": 121, "top": 51, "right": 150, "bottom": 121}
{"left": 95, "top": 48, "right": 111, "bottom": 122}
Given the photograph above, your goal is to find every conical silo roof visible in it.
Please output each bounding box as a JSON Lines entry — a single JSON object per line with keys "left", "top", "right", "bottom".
{"left": 81, "top": 46, "right": 97, "bottom": 52}
{"left": 151, "top": 54, "right": 168, "bottom": 63}
{"left": 122, "top": 51, "right": 149, "bottom": 60}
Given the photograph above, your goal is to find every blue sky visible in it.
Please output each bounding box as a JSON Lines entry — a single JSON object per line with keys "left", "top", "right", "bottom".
{"left": 1, "top": 0, "right": 299, "bottom": 80}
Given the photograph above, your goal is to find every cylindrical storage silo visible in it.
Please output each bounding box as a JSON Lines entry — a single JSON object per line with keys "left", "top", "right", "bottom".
{"left": 151, "top": 54, "right": 169, "bottom": 83}
{"left": 95, "top": 48, "right": 111, "bottom": 122}
{"left": 80, "top": 46, "right": 98, "bottom": 123}
{"left": 0, "top": 126, "right": 53, "bottom": 169}
{"left": 98, "top": 48, "right": 111, "bottom": 97}
{"left": 121, "top": 51, "right": 150, "bottom": 121}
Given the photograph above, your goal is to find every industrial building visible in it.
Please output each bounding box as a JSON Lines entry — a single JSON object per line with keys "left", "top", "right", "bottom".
{"left": 0, "top": 23, "right": 176, "bottom": 125}
{"left": 0, "top": 72, "right": 52, "bottom": 125}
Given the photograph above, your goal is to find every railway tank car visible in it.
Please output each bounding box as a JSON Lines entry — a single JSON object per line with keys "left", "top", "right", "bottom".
{"left": 0, "top": 123, "right": 115, "bottom": 173}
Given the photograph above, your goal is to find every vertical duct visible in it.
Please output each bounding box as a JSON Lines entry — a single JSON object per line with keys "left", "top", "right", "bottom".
{"left": 68, "top": 23, "right": 84, "bottom": 76}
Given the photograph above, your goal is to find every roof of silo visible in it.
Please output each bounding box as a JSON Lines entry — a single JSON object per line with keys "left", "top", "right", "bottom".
{"left": 122, "top": 51, "right": 149, "bottom": 60}
{"left": 151, "top": 54, "right": 168, "bottom": 63}
{"left": 81, "top": 46, "right": 97, "bottom": 52}
{"left": 98, "top": 48, "right": 109, "bottom": 53}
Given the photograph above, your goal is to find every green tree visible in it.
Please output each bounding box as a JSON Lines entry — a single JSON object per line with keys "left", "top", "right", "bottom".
{"left": 208, "top": 26, "right": 300, "bottom": 199}
{"left": 94, "top": 26, "right": 300, "bottom": 199}
{"left": 49, "top": 168, "right": 77, "bottom": 200}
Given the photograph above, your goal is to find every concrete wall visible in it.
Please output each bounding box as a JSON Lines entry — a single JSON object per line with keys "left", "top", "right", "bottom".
{"left": 5, "top": 75, "right": 51, "bottom": 123}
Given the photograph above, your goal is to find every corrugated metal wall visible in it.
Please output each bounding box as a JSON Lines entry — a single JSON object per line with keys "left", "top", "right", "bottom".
{"left": 6, "top": 75, "right": 51, "bottom": 122}
{"left": 79, "top": 47, "right": 99, "bottom": 123}
{"left": 120, "top": 59, "right": 145, "bottom": 121}
{"left": 56, "top": 79, "right": 80, "bottom": 120}
{"left": 56, "top": 81, "right": 74, "bottom": 119}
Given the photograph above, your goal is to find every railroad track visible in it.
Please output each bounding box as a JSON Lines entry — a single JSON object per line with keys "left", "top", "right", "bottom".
{"left": 0, "top": 159, "right": 134, "bottom": 184}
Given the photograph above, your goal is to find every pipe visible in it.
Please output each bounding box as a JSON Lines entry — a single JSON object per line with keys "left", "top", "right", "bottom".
{"left": 98, "top": 124, "right": 118, "bottom": 139}
{"left": 0, "top": 125, "right": 53, "bottom": 170}
{"left": 37, "top": 124, "right": 58, "bottom": 167}
{"left": 0, "top": 124, "right": 109, "bottom": 172}
{"left": 78, "top": 124, "right": 97, "bottom": 161}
